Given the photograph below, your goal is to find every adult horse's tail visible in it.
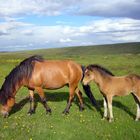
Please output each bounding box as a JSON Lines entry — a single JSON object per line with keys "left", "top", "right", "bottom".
{"left": 81, "top": 66, "right": 97, "bottom": 106}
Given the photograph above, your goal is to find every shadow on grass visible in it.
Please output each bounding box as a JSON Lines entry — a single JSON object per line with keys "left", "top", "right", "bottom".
{"left": 10, "top": 91, "right": 95, "bottom": 116}
{"left": 34, "top": 92, "right": 96, "bottom": 112}
{"left": 10, "top": 92, "right": 135, "bottom": 119}
{"left": 96, "top": 100, "right": 135, "bottom": 119}
{"left": 10, "top": 96, "right": 29, "bottom": 116}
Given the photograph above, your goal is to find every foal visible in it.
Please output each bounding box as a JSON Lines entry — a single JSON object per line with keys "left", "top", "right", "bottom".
{"left": 83, "top": 64, "right": 140, "bottom": 122}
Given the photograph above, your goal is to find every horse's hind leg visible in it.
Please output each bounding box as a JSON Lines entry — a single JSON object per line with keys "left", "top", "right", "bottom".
{"left": 136, "top": 103, "right": 140, "bottom": 121}
{"left": 132, "top": 93, "right": 140, "bottom": 121}
{"left": 35, "top": 87, "right": 51, "bottom": 114}
{"left": 75, "top": 88, "right": 84, "bottom": 111}
{"left": 28, "top": 89, "right": 35, "bottom": 115}
{"left": 63, "top": 85, "right": 76, "bottom": 114}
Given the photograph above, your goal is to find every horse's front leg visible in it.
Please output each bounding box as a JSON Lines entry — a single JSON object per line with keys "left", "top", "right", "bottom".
{"left": 63, "top": 85, "right": 75, "bottom": 114}
{"left": 28, "top": 89, "right": 35, "bottom": 115}
{"left": 102, "top": 96, "right": 108, "bottom": 120}
{"left": 35, "top": 87, "right": 51, "bottom": 114}
{"left": 107, "top": 95, "right": 114, "bottom": 122}
{"left": 75, "top": 88, "right": 84, "bottom": 111}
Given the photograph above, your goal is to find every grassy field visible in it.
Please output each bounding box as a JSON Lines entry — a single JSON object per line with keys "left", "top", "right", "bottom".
{"left": 0, "top": 42, "right": 140, "bottom": 140}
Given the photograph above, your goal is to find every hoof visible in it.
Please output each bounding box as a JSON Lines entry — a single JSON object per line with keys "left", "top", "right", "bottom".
{"left": 27, "top": 110, "right": 35, "bottom": 115}
{"left": 79, "top": 106, "right": 85, "bottom": 112}
{"left": 62, "top": 110, "right": 69, "bottom": 115}
{"left": 135, "top": 118, "right": 140, "bottom": 121}
{"left": 46, "top": 108, "right": 52, "bottom": 115}
{"left": 109, "top": 118, "right": 114, "bottom": 123}
{"left": 101, "top": 117, "right": 107, "bottom": 121}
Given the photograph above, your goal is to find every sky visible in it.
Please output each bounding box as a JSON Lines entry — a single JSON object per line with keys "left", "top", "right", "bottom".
{"left": 0, "top": 0, "right": 140, "bottom": 51}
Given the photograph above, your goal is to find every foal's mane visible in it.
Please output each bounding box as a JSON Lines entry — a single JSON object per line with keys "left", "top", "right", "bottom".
{"left": 0, "top": 55, "right": 44, "bottom": 105}
{"left": 87, "top": 64, "right": 114, "bottom": 76}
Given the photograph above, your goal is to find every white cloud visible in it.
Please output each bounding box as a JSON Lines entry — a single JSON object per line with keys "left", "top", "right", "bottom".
{"left": 59, "top": 38, "right": 72, "bottom": 43}
{"left": 0, "top": 0, "right": 74, "bottom": 17}
{"left": 0, "top": 0, "right": 140, "bottom": 19}
{"left": 0, "top": 18, "right": 140, "bottom": 51}
{"left": 0, "top": 1, "right": 140, "bottom": 51}
{"left": 0, "top": 20, "right": 32, "bottom": 36}
{"left": 21, "top": 29, "right": 33, "bottom": 35}
{"left": 77, "top": 0, "right": 140, "bottom": 19}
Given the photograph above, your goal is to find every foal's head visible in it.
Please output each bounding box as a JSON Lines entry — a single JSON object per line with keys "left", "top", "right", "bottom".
{"left": 83, "top": 64, "right": 114, "bottom": 85}
{"left": 82, "top": 69, "right": 94, "bottom": 85}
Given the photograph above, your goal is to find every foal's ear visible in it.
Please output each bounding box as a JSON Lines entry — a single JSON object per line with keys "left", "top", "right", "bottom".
{"left": 85, "top": 69, "right": 88, "bottom": 73}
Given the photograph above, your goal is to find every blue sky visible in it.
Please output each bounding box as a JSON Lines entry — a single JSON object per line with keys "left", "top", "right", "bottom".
{"left": 0, "top": 0, "right": 140, "bottom": 51}
{"left": 21, "top": 15, "right": 101, "bottom": 26}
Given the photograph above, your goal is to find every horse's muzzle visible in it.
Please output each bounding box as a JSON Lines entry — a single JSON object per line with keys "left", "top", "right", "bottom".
{"left": 1, "top": 110, "right": 9, "bottom": 118}
{"left": 82, "top": 80, "right": 88, "bottom": 85}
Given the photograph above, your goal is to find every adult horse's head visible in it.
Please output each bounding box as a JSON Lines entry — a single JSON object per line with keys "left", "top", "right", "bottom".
{"left": 0, "top": 55, "right": 43, "bottom": 117}
{"left": 0, "top": 90, "right": 15, "bottom": 117}
{"left": 0, "top": 72, "right": 18, "bottom": 117}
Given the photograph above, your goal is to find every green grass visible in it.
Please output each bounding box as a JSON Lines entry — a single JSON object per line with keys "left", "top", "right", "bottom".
{"left": 0, "top": 42, "right": 140, "bottom": 140}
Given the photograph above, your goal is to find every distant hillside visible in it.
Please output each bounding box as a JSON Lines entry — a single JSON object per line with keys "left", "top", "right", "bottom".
{"left": 66, "top": 42, "right": 140, "bottom": 55}
{"left": 21, "top": 42, "right": 140, "bottom": 55}
{"left": 0, "top": 42, "right": 140, "bottom": 60}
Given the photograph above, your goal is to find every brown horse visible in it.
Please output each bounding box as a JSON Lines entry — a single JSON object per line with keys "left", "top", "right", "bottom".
{"left": 83, "top": 64, "right": 140, "bottom": 122}
{"left": 0, "top": 55, "right": 96, "bottom": 117}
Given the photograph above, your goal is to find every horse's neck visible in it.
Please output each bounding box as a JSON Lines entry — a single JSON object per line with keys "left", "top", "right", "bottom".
{"left": 13, "top": 80, "right": 25, "bottom": 96}
{"left": 94, "top": 71, "right": 111, "bottom": 89}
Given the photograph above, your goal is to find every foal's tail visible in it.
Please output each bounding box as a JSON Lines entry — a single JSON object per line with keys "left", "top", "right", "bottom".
{"left": 81, "top": 65, "right": 97, "bottom": 106}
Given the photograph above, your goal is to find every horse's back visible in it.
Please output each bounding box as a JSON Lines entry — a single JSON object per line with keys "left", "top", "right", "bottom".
{"left": 110, "top": 74, "right": 140, "bottom": 95}
{"left": 126, "top": 74, "right": 140, "bottom": 91}
{"left": 42, "top": 60, "right": 82, "bottom": 77}
{"left": 127, "top": 74, "right": 140, "bottom": 80}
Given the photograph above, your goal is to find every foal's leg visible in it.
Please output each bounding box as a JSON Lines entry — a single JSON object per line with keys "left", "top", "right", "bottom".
{"left": 28, "top": 89, "right": 35, "bottom": 115}
{"left": 63, "top": 85, "right": 76, "bottom": 114}
{"left": 136, "top": 103, "right": 140, "bottom": 121}
{"left": 102, "top": 96, "right": 108, "bottom": 120}
{"left": 75, "top": 88, "right": 84, "bottom": 111}
{"left": 107, "top": 95, "right": 113, "bottom": 122}
{"left": 35, "top": 87, "right": 51, "bottom": 114}
{"left": 132, "top": 93, "right": 140, "bottom": 121}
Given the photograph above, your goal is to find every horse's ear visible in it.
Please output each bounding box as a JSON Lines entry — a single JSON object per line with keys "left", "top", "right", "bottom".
{"left": 85, "top": 69, "right": 88, "bottom": 73}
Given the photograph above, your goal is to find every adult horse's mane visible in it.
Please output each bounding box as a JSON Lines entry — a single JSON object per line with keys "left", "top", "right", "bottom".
{"left": 0, "top": 55, "right": 44, "bottom": 105}
{"left": 86, "top": 64, "right": 114, "bottom": 76}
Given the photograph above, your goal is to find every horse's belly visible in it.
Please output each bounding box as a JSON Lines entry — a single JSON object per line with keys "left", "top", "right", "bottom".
{"left": 41, "top": 69, "right": 69, "bottom": 89}
{"left": 114, "top": 87, "right": 132, "bottom": 96}
{"left": 115, "top": 91, "right": 130, "bottom": 96}
{"left": 43, "top": 77, "right": 67, "bottom": 89}
{"left": 44, "top": 82, "right": 66, "bottom": 89}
